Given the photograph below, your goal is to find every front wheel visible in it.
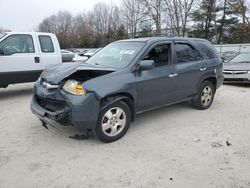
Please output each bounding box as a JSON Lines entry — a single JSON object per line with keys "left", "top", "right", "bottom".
{"left": 192, "top": 81, "right": 215, "bottom": 110}
{"left": 95, "top": 101, "right": 131, "bottom": 143}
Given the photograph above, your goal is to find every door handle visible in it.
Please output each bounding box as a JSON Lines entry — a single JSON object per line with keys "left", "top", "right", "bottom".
{"left": 34, "top": 57, "right": 40, "bottom": 63}
{"left": 168, "top": 73, "right": 178, "bottom": 78}
{"left": 200, "top": 67, "right": 207, "bottom": 71}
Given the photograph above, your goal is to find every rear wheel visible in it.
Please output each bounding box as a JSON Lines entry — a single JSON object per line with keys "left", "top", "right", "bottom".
{"left": 95, "top": 101, "right": 131, "bottom": 143}
{"left": 192, "top": 81, "right": 215, "bottom": 110}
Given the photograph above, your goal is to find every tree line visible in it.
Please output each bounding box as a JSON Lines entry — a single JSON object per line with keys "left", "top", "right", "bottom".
{"left": 38, "top": 0, "right": 250, "bottom": 48}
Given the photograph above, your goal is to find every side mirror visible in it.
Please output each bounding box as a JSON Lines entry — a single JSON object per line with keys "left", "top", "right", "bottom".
{"left": 139, "top": 60, "right": 155, "bottom": 70}
{"left": 0, "top": 48, "right": 4, "bottom": 56}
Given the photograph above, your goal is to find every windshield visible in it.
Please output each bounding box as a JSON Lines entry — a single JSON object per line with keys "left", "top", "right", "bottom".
{"left": 0, "top": 33, "right": 6, "bottom": 40}
{"left": 87, "top": 42, "right": 146, "bottom": 69}
{"left": 230, "top": 53, "right": 250, "bottom": 63}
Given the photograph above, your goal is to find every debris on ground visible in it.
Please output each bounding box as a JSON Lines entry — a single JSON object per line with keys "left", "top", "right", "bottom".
{"left": 211, "top": 142, "right": 223, "bottom": 148}
{"left": 169, "top": 177, "right": 173, "bottom": 181}
{"left": 226, "top": 141, "right": 232, "bottom": 147}
{"left": 69, "top": 134, "right": 89, "bottom": 140}
{"left": 193, "top": 138, "right": 201, "bottom": 143}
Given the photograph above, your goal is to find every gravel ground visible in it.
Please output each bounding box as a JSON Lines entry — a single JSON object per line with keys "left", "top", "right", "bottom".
{"left": 0, "top": 83, "right": 250, "bottom": 188}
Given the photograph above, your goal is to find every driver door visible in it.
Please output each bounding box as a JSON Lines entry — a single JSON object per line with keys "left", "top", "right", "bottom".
{"left": 135, "top": 42, "right": 179, "bottom": 112}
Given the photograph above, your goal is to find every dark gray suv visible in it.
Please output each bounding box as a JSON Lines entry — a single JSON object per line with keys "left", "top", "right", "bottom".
{"left": 31, "top": 37, "right": 223, "bottom": 142}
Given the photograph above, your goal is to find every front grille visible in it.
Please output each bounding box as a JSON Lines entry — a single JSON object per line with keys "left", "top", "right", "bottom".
{"left": 36, "top": 96, "right": 66, "bottom": 112}
{"left": 223, "top": 70, "right": 248, "bottom": 75}
{"left": 41, "top": 81, "right": 59, "bottom": 91}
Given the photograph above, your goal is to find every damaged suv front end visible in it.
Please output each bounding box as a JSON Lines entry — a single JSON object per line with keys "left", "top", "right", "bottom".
{"left": 31, "top": 62, "right": 115, "bottom": 131}
{"left": 31, "top": 41, "right": 145, "bottom": 140}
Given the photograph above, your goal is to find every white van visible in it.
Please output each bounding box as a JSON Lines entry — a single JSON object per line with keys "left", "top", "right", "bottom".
{"left": 0, "top": 32, "right": 62, "bottom": 88}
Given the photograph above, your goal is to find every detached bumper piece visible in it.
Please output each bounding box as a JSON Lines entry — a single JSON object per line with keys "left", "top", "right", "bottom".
{"left": 35, "top": 95, "right": 70, "bottom": 125}
{"left": 31, "top": 96, "right": 70, "bottom": 126}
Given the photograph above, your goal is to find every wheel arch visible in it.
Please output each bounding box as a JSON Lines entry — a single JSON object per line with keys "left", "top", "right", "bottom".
{"left": 100, "top": 92, "right": 136, "bottom": 122}
{"left": 203, "top": 77, "right": 217, "bottom": 89}
{"left": 198, "top": 76, "right": 217, "bottom": 91}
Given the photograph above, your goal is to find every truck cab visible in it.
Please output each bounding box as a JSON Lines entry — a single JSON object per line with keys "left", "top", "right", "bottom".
{"left": 0, "top": 32, "right": 62, "bottom": 88}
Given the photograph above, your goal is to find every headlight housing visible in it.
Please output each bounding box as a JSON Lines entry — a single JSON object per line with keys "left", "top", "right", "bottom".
{"left": 63, "top": 79, "right": 86, "bottom": 95}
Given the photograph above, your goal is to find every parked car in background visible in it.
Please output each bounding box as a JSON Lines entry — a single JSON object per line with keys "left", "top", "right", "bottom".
{"left": 223, "top": 53, "right": 250, "bottom": 83}
{"left": 65, "top": 48, "right": 81, "bottom": 54}
{"left": 73, "top": 53, "right": 88, "bottom": 62}
{"left": 31, "top": 37, "right": 223, "bottom": 143}
{"left": 0, "top": 32, "right": 62, "bottom": 88}
{"left": 61, "top": 50, "right": 74, "bottom": 62}
{"left": 65, "top": 48, "right": 88, "bottom": 56}
{"left": 221, "top": 51, "right": 239, "bottom": 63}
{"left": 61, "top": 49, "right": 88, "bottom": 62}
{"left": 83, "top": 48, "right": 102, "bottom": 58}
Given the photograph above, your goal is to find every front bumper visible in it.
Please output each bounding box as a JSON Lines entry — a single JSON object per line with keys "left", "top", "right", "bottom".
{"left": 31, "top": 80, "right": 100, "bottom": 130}
{"left": 223, "top": 74, "right": 250, "bottom": 83}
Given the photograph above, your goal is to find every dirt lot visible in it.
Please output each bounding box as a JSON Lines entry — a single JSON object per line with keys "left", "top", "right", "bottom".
{"left": 0, "top": 83, "right": 250, "bottom": 188}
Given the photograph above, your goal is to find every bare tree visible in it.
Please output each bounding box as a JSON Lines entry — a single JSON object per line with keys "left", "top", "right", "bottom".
{"left": 237, "top": 0, "right": 250, "bottom": 24}
{"left": 72, "top": 13, "right": 95, "bottom": 47}
{"left": 180, "top": 0, "right": 196, "bottom": 36}
{"left": 122, "top": 0, "right": 143, "bottom": 38}
{"left": 39, "top": 11, "right": 73, "bottom": 48}
{"left": 92, "top": 2, "right": 110, "bottom": 46}
{"left": 143, "top": 0, "right": 163, "bottom": 35}
{"left": 164, "top": 0, "right": 195, "bottom": 36}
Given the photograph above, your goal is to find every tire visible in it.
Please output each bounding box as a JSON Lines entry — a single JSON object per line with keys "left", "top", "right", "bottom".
{"left": 95, "top": 101, "right": 131, "bottom": 143}
{"left": 0, "top": 85, "right": 8, "bottom": 88}
{"left": 192, "top": 81, "right": 215, "bottom": 110}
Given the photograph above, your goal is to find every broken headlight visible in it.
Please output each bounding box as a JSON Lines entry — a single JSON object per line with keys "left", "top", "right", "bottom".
{"left": 63, "top": 79, "right": 86, "bottom": 95}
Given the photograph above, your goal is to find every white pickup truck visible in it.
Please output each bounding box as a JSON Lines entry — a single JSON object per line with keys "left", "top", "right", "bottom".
{"left": 0, "top": 32, "right": 62, "bottom": 88}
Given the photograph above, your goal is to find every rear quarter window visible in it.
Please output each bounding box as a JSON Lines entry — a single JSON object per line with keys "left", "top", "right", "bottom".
{"left": 196, "top": 40, "right": 219, "bottom": 59}
{"left": 39, "top": 35, "right": 54, "bottom": 53}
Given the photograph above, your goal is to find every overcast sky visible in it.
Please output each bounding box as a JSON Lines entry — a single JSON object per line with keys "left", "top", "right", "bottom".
{"left": 0, "top": 0, "right": 121, "bottom": 31}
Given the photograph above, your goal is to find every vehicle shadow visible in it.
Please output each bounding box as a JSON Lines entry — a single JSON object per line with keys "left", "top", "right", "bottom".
{"left": 131, "top": 102, "right": 192, "bottom": 130}
{"left": 0, "top": 86, "right": 33, "bottom": 100}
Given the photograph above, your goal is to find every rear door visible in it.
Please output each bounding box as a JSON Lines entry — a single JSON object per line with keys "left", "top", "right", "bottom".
{"left": 0, "top": 34, "right": 42, "bottom": 84}
{"left": 173, "top": 42, "right": 204, "bottom": 100}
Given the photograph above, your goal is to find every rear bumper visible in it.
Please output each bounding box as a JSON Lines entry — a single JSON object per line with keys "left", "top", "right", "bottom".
{"left": 31, "top": 82, "right": 100, "bottom": 130}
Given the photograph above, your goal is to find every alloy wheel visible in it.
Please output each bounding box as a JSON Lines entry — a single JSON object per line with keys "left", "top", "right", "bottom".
{"left": 201, "top": 86, "right": 213, "bottom": 106}
{"left": 101, "top": 107, "right": 127, "bottom": 137}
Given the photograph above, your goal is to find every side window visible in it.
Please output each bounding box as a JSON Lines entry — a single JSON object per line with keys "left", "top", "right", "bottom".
{"left": 0, "top": 34, "right": 35, "bottom": 55}
{"left": 175, "top": 43, "right": 203, "bottom": 64}
{"left": 39, "top": 35, "right": 54, "bottom": 53}
{"left": 143, "top": 44, "right": 170, "bottom": 67}
{"left": 197, "top": 41, "right": 218, "bottom": 59}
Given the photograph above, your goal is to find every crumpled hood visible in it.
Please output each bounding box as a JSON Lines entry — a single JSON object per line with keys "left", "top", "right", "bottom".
{"left": 224, "top": 62, "right": 250, "bottom": 71}
{"left": 42, "top": 62, "right": 116, "bottom": 84}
